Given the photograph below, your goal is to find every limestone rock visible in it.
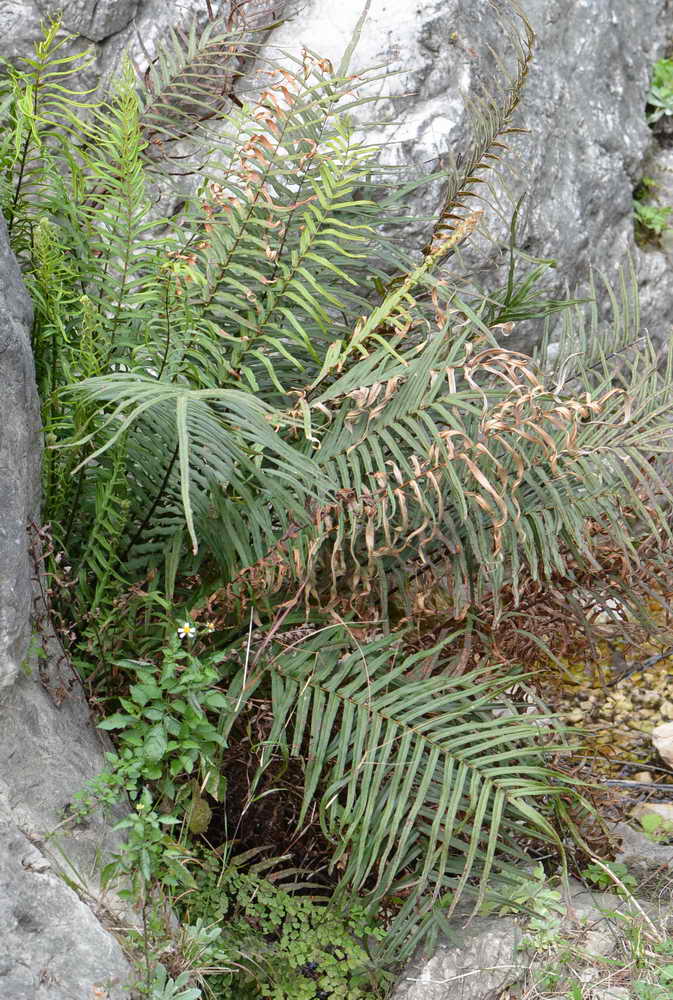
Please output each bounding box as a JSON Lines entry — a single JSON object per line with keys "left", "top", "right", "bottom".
{"left": 391, "top": 910, "right": 526, "bottom": 1000}
{"left": 568, "top": 885, "right": 630, "bottom": 959}
{"left": 0, "top": 629, "right": 130, "bottom": 888}
{"left": 0, "top": 794, "right": 130, "bottom": 1000}
{"left": 391, "top": 879, "right": 671, "bottom": 998}
{"left": 632, "top": 801, "right": 673, "bottom": 827}
{"left": 97, "top": 0, "right": 228, "bottom": 85}
{"left": 0, "top": 214, "right": 40, "bottom": 691}
{"left": 615, "top": 819, "right": 673, "bottom": 889}
{"left": 0, "top": 1, "right": 44, "bottom": 65}
{"left": 642, "top": 145, "right": 673, "bottom": 265}
{"left": 652, "top": 721, "right": 673, "bottom": 766}
{"left": 263, "top": 0, "right": 673, "bottom": 349}
{"left": 636, "top": 245, "right": 673, "bottom": 346}
{"left": 35, "top": 0, "right": 140, "bottom": 41}
{"left": 593, "top": 990, "right": 630, "bottom": 1000}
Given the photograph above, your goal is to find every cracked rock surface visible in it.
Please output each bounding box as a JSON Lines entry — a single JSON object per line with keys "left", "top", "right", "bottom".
{"left": 391, "top": 879, "right": 673, "bottom": 1000}
{"left": 0, "top": 214, "right": 39, "bottom": 692}
{"left": 0, "top": 794, "right": 130, "bottom": 1000}
{"left": 35, "top": 0, "right": 141, "bottom": 41}
{"left": 0, "top": 209, "right": 132, "bottom": 996}
{"left": 265, "top": 0, "right": 673, "bottom": 349}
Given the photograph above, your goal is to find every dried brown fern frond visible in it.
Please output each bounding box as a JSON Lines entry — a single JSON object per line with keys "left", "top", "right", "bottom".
{"left": 139, "top": 1, "right": 290, "bottom": 151}
{"left": 200, "top": 314, "right": 672, "bottom": 640}
{"left": 426, "top": 0, "right": 535, "bottom": 257}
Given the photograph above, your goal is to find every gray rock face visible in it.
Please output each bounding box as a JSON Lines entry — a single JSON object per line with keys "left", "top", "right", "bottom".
{"left": 391, "top": 879, "right": 673, "bottom": 999}
{"left": 97, "top": 0, "right": 225, "bottom": 83}
{"left": 0, "top": 198, "right": 132, "bottom": 997}
{"left": 638, "top": 144, "right": 673, "bottom": 340}
{"left": 0, "top": 793, "right": 130, "bottom": 1000}
{"left": 0, "top": 627, "right": 130, "bottom": 890}
{"left": 0, "top": 215, "right": 40, "bottom": 691}
{"left": 0, "top": 1, "right": 43, "bottom": 64}
{"left": 265, "top": 0, "right": 673, "bottom": 348}
{"left": 615, "top": 819, "right": 673, "bottom": 894}
{"left": 391, "top": 911, "right": 525, "bottom": 1000}
{"left": 35, "top": 0, "right": 140, "bottom": 42}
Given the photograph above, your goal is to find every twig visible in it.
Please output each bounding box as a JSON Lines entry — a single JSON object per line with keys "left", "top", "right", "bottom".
{"left": 608, "top": 646, "right": 673, "bottom": 686}
{"left": 587, "top": 856, "right": 662, "bottom": 942}
{"left": 574, "top": 756, "right": 673, "bottom": 778}
{"left": 402, "top": 964, "right": 523, "bottom": 986}
{"left": 604, "top": 779, "right": 673, "bottom": 790}
{"left": 234, "top": 606, "right": 255, "bottom": 714}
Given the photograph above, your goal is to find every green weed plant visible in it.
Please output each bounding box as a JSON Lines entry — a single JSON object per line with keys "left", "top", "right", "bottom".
{"left": 648, "top": 57, "right": 673, "bottom": 123}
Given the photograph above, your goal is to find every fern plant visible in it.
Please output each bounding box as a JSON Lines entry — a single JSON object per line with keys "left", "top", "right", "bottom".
{"left": 3, "top": 3, "right": 673, "bottom": 987}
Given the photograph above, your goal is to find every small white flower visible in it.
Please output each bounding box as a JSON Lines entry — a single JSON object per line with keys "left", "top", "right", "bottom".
{"left": 177, "top": 622, "right": 197, "bottom": 640}
{"left": 204, "top": 621, "right": 215, "bottom": 634}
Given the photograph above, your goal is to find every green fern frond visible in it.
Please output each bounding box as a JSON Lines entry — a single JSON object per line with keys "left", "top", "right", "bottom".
{"left": 223, "top": 628, "right": 578, "bottom": 921}
{"left": 0, "top": 22, "right": 96, "bottom": 248}
{"left": 287, "top": 282, "right": 673, "bottom": 619}
{"left": 61, "top": 375, "right": 331, "bottom": 555}
{"left": 75, "top": 443, "right": 130, "bottom": 614}
{"left": 79, "top": 61, "right": 170, "bottom": 361}
{"left": 176, "top": 81, "right": 395, "bottom": 393}
{"left": 138, "top": 7, "right": 288, "bottom": 151}
{"left": 140, "top": 18, "right": 244, "bottom": 146}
